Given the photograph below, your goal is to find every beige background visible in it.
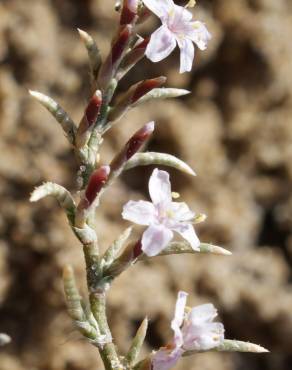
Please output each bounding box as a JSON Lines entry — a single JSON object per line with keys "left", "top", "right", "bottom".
{"left": 0, "top": 0, "right": 292, "bottom": 369}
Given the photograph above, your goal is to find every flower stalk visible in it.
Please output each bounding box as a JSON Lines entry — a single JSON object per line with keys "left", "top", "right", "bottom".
{"left": 29, "top": 2, "right": 268, "bottom": 370}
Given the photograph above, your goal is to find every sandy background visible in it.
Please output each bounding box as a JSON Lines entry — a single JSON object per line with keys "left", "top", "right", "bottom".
{"left": 0, "top": 0, "right": 292, "bottom": 369}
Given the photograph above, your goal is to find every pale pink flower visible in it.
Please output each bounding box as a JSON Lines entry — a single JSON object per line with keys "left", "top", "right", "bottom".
{"left": 122, "top": 168, "right": 200, "bottom": 256}
{"left": 143, "top": 0, "right": 211, "bottom": 73}
{"left": 152, "top": 291, "right": 225, "bottom": 370}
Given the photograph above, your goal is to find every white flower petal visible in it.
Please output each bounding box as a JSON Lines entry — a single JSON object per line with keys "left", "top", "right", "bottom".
{"left": 142, "top": 224, "right": 173, "bottom": 256}
{"left": 143, "top": 0, "right": 173, "bottom": 19}
{"left": 152, "top": 347, "right": 183, "bottom": 370}
{"left": 146, "top": 25, "right": 176, "bottom": 63}
{"left": 171, "top": 5, "right": 193, "bottom": 27}
{"left": 149, "top": 168, "right": 172, "bottom": 206}
{"left": 177, "top": 38, "right": 194, "bottom": 73}
{"left": 188, "top": 21, "right": 212, "bottom": 50}
{"left": 169, "top": 202, "right": 195, "bottom": 222}
{"left": 189, "top": 304, "right": 218, "bottom": 325}
{"left": 171, "top": 291, "right": 188, "bottom": 348}
{"left": 122, "top": 200, "right": 156, "bottom": 226}
{"left": 172, "top": 223, "right": 200, "bottom": 250}
{"left": 183, "top": 322, "right": 224, "bottom": 351}
{"left": 173, "top": 291, "right": 188, "bottom": 328}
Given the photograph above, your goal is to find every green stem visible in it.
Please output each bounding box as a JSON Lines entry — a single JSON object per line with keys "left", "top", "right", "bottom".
{"left": 90, "top": 292, "right": 123, "bottom": 370}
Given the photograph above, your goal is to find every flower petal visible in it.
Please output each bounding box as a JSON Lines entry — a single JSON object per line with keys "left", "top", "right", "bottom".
{"left": 152, "top": 347, "right": 183, "bottom": 370}
{"left": 173, "top": 291, "right": 188, "bottom": 328}
{"left": 149, "top": 168, "right": 172, "bottom": 206}
{"left": 188, "top": 21, "right": 212, "bottom": 50}
{"left": 169, "top": 202, "right": 195, "bottom": 222}
{"left": 142, "top": 224, "right": 173, "bottom": 256}
{"left": 171, "top": 291, "right": 188, "bottom": 348}
{"left": 143, "top": 0, "right": 173, "bottom": 19}
{"left": 122, "top": 200, "right": 156, "bottom": 225}
{"left": 146, "top": 25, "right": 176, "bottom": 63}
{"left": 172, "top": 223, "right": 200, "bottom": 250}
{"left": 177, "top": 38, "right": 194, "bottom": 73}
{"left": 189, "top": 303, "right": 218, "bottom": 325}
{"left": 170, "top": 5, "right": 193, "bottom": 28}
{"left": 183, "top": 322, "right": 225, "bottom": 351}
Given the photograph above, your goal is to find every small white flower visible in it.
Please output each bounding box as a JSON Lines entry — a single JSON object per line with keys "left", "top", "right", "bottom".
{"left": 143, "top": 0, "right": 211, "bottom": 73}
{"left": 152, "top": 291, "right": 225, "bottom": 370}
{"left": 122, "top": 168, "right": 200, "bottom": 256}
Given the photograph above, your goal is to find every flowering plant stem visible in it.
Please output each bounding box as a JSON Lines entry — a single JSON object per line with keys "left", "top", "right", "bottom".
{"left": 29, "top": 2, "right": 268, "bottom": 370}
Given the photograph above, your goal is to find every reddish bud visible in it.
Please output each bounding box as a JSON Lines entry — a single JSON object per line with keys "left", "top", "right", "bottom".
{"left": 125, "top": 121, "right": 155, "bottom": 159}
{"left": 133, "top": 239, "right": 143, "bottom": 259}
{"left": 131, "top": 76, "right": 166, "bottom": 103}
{"left": 85, "top": 91, "right": 102, "bottom": 127}
{"left": 120, "top": 0, "right": 138, "bottom": 25}
{"left": 85, "top": 166, "right": 110, "bottom": 205}
{"left": 116, "top": 37, "right": 150, "bottom": 80}
{"left": 110, "top": 122, "right": 155, "bottom": 173}
{"left": 112, "top": 25, "right": 132, "bottom": 66}
{"left": 76, "top": 91, "right": 102, "bottom": 148}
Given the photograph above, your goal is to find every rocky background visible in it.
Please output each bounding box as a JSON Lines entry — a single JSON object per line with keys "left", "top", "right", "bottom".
{"left": 0, "top": 0, "right": 292, "bottom": 369}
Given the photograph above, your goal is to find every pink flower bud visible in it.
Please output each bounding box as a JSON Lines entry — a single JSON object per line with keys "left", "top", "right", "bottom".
{"left": 120, "top": 0, "right": 138, "bottom": 25}
{"left": 85, "top": 166, "right": 110, "bottom": 205}
{"left": 116, "top": 37, "right": 150, "bottom": 80}
{"left": 131, "top": 76, "right": 166, "bottom": 103}
{"left": 125, "top": 121, "right": 155, "bottom": 159}
{"left": 110, "top": 122, "right": 155, "bottom": 173}
{"left": 111, "top": 25, "right": 132, "bottom": 66}
{"left": 98, "top": 25, "right": 132, "bottom": 89}
{"left": 76, "top": 91, "right": 102, "bottom": 148}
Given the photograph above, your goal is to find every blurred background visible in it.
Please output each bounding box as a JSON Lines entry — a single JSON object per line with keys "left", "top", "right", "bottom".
{"left": 0, "top": 0, "right": 292, "bottom": 369}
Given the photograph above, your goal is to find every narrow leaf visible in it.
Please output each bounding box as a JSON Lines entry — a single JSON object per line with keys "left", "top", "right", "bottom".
{"left": 29, "top": 90, "right": 76, "bottom": 144}
{"left": 63, "top": 265, "right": 99, "bottom": 341}
{"left": 30, "top": 182, "right": 76, "bottom": 223}
{"left": 139, "top": 242, "right": 232, "bottom": 260}
{"left": 126, "top": 318, "right": 148, "bottom": 366}
{"left": 103, "top": 227, "right": 133, "bottom": 267}
{"left": 124, "top": 152, "right": 196, "bottom": 176}
{"left": 78, "top": 29, "right": 102, "bottom": 81}
{"left": 184, "top": 339, "right": 269, "bottom": 356}
{"left": 132, "top": 88, "right": 190, "bottom": 106}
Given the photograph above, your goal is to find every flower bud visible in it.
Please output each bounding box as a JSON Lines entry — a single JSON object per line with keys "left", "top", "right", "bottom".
{"left": 131, "top": 76, "right": 166, "bottom": 103}
{"left": 107, "top": 239, "right": 142, "bottom": 277}
{"left": 107, "top": 77, "right": 166, "bottom": 123}
{"left": 85, "top": 166, "right": 110, "bottom": 206}
{"left": 120, "top": 0, "right": 139, "bottom": 25}
{"left": 111, "top": 122, "right": 155, "bottom": 173}
{"left": 117, "top": 37, "right": 150, "bottom": 80}
{"left": 98, "top": 25, "right": 132, "bottom": 90}
{"left": 76, "top": 91, "right": 102, "bottom": 148}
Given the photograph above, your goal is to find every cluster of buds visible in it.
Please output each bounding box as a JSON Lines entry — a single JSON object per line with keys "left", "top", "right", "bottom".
{"left": 29, "top": 1, "right": 268, "bottom": 370}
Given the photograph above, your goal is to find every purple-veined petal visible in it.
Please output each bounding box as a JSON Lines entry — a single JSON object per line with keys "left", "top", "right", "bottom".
{"left": 141, "top": 224, "right": 173, "bottom": 256}
{"left": 188, "top": 21, "right": 211, "bottom": 50}
{"left": 143, "top": 0, "right": 174, "bottom": 19}
{"left": 172, "top": 222, "right": 200, "bottom": 250}
{"left": 122, "top": 200, "right": 156, "bottom": 226}
{"left": 177, "top": 38, "right": 194, "bottom": 73}
{"left": 169, "top": 202, "right": 195, "bottom": 222}
{"left": 149, "top": 168, "right": 172, "bottom": 206}
{"left": 189, "top": 303, "right": 218, "bottom": 325}
{"left": 146, "top": 25, "right": 176, "bottom": 63}
{"left": 152, "top": 347, "right": 183, "bottom": 370}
